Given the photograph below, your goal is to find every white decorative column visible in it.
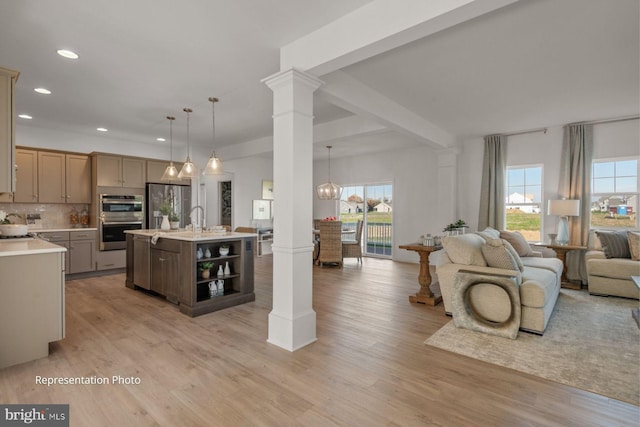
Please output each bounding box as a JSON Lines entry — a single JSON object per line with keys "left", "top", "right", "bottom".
{"left": 262, "top": 68, "right": 323, "bottom": 351}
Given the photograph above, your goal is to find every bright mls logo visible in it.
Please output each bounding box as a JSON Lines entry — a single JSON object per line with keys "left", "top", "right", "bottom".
{"left": 0, "top": 405, "right": 68, "bottom": 426}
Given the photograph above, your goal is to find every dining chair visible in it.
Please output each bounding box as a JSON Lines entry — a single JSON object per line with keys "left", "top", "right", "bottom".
{"left": 317, "top": 220, "right": 343, "bottom": 267}
{"left": 342, "top": 219, "right": 364, "bottom": 264}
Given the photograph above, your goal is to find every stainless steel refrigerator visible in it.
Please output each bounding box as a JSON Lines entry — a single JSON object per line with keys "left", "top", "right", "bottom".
{"left": 145, "top": 183, "right": 192, "bottom": 229}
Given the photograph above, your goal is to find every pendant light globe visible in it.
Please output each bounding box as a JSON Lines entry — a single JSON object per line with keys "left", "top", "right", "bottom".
{"left": 178, "top": 107, "right": 198, "bottom": 179}
{"left": 203, "top": 96, "right": 223, "bottom": 175}
{"left": 161, "top": 115, "right": 181, "bottom": 181}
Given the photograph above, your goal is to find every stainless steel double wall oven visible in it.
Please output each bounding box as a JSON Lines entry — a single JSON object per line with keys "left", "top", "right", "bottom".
{"left": 99, "top": 194, "right": 143, "bottom": 250}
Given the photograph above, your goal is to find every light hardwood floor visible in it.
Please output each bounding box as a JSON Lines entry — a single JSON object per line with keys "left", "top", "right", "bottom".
{"left": 1, "top": 256, "right": 638, "bottom": 426}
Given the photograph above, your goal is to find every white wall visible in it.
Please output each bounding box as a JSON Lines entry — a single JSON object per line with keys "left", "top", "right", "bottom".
{"left": 15, "top": 124, "right": 211, "bottom": 162}
{"left": 208, "top": 155, "right": 273, "bottom": 229}
{"left": 458, "top": 119, "right": 640, "bottom": 237}
{"left": 314, "top": 144, "right": 439, "bottom": 263}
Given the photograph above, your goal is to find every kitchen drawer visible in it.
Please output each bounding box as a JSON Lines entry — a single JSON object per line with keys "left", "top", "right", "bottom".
{"left": 38, "top": 231, "right": 70, "bottom": 242}
{"left": 153, "top": 238, "right": 181, "bottom": 253}
{"left": 70, "top": 230, "right": 96, "bottom": 241}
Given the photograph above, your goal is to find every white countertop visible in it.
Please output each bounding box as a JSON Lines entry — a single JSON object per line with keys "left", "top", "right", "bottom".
{"left": 0, "top": 238, "right": 67, "bottom": 257}
{"left": 125, "top": 229, "right": 258, "bottom": 242}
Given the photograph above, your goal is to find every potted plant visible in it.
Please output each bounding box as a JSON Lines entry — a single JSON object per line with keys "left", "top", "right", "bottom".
{"left": 169, "top": 211, "right": 180, "bottom": 230}
{"left": 158, "top": 202, "right": 171, "bottom": 230}
{"left": 199, "top": 261, "right": 214, "bottom": 279}
{"left": 219, "top": 244, "right": 230, "bottom": 256}
{"left": 443, "top": 219, "right": 468, "bottom": 235}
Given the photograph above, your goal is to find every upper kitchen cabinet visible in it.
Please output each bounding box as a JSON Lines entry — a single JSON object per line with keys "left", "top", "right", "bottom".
{"left": 13, "top": 148, "right": 38, "bottom": 202}
{"left": 94, "top": 154, "right": 146, "bottom": 188}
{"left": 65, "top": 154, "right": 91, "bottom": 203}
{"left": 146, "top": 159, "right": 191, "bottom": 185}
{"left": 38, "top": 151, "right": 66, "bottom": 203}
{"left": 0, "top": 67, "right": 19, "bottom": 194}
{"left": 14, "top": 149, "right": 91, "bottom": 203}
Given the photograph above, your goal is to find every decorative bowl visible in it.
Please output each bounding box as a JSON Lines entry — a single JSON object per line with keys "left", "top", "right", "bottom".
{"left": 0, "top": 224, "right": 29, "bottom": 236}
{"left": 219, "top": 247, "right": 229, "bottom": 256}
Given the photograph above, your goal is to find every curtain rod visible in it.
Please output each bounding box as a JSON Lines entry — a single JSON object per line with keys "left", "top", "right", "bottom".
{"left": 568, "top": 114, "right": 639, "bottom": 126}
{"left": 500, "top": 127, "right": 547, "bottom": 137}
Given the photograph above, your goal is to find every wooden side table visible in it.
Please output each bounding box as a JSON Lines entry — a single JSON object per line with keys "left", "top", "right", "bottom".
{"left": 539, "top": 243, "right": 587, "bottom": 289}
{"left": 399, "top": 243, "right": 442, "bottom": 306}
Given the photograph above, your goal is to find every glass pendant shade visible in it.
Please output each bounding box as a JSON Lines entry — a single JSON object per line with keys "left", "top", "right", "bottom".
{"left": 178, "top": 107, "right": 198, "bottom": 179}
{"left": 161, "top": 161, "right": 180, "bottom": 181}
{"left": 316, "top": 145, "right": 342, "bottom": 200}
{"left": 203, "top": 155, "right": 222, "bottom": 175}
{"left": 162, "top": 115, "right": 181, "bottom": 182}
{"left": 203, "top": 96, "right": 223, "bottom": 175}
{"left": 178, "top": 157, "right": 197, "bottom": 179}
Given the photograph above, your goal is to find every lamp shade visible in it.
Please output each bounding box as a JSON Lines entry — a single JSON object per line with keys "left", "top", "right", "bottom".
{"left": 547, "top": 199, "right": 580, "bottom": 217}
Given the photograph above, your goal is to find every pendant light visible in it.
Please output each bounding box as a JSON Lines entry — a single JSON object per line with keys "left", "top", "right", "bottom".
{"left": 316, "top": 145, "right": 342, "bottom": 200}
{"left": 161, "top": 115, "right": 180, "bottom": 181}
{"left": 178, "top": 107, "right": 198, "bottom": 179}
{"left": 202, "top": 96, "right": 223, "bottom": 175}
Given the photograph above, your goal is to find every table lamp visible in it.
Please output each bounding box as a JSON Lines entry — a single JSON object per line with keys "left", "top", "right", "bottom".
{"left": 547, "top": 199, "right": 581, "bottom": 245}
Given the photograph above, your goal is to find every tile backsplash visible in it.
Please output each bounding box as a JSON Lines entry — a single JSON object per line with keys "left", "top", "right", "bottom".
{"left": 0, "top": 203, "right": 90, "bottom": 229}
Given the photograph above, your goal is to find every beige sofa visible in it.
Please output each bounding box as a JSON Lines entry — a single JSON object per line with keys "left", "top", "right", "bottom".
{"left": 435, "top": 231, "right": 563, "bottom": 335}
{"left": 585, "top": 230, "right": 640, "bottom": 299}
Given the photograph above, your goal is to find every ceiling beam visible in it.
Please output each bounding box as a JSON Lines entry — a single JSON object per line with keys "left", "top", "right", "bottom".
{"left": 218, "top": 115, "right": 387, "bottom": 160}
{"left": 318, "top": 71, "right": 455, "bottom": 148}
{"left": 281, "top": 0, "right": 521, "bottom": 76}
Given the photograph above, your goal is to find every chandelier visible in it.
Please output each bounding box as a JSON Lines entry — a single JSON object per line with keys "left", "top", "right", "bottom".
{"left": 316, "top": 145, "right": 342, "bottom": 200}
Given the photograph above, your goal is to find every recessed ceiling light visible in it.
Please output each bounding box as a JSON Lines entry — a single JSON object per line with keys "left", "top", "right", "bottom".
{"left": 34, "top": 88, "right": 51, "bottom": 95}
{"left": 18, "top": 114, "right": 33, "bottom": 119}
{"left": 57, "top": 49, "right": 79, "bottom": 59}
{"left": 156, "top": 137, "right": 166, "bottom": 142}
{"left": 96, "top": 127, "right": 108, "bottom": 132}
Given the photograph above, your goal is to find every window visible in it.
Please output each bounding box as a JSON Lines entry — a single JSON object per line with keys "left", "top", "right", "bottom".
{"left": 505, "top": 166, "right": 543, "bottom": 241}
{"left": 591, "top": 158, "right": 638, "bottom": 229}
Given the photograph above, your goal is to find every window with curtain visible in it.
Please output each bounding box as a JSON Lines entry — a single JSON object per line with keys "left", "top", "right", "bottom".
{"left": 591, "top": 157, "right": 638, "bottom": 229}
{"left": 505, "top": 165, "right": 543, "bottom": 241}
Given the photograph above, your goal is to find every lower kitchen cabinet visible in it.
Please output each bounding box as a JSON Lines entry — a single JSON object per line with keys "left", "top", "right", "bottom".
{"left": 68, "top": 230, "right": 95, "bottom": 274}
{"left": 39, "top": 230, "right": 96, "bottom": 274}
{"left": 151, "top": 247, "right": 181, "bottom": 304}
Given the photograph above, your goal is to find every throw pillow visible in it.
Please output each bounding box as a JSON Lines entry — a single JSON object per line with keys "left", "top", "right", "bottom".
{"left": 627, "top": 231, "right": 640, "bottom": 261}
{"left": 476, "top": 227, "right": 501, "bottom": 241}
{"left": 503, "top": 240, "right": 525, "bottom": 272}
{"left": 441, "top": 234, "right": 487, "bottom": 266}
{"left": 481, "top": 239, "right": 522, "bottom": 272}
{"left": 499, "top": 230, "right": 536, "bottom": 257}
{"left": 595, "top": 230, "right": 631, "bottom": 259}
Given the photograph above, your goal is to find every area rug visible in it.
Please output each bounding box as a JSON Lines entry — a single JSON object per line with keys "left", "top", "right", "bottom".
{"left": 425, "top": 289, "right": 640, "bottom": 405}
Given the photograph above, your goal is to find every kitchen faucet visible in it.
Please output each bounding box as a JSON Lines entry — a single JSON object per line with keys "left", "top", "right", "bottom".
{"left": 190, "top": 205, "right": 205, "bottom": 231}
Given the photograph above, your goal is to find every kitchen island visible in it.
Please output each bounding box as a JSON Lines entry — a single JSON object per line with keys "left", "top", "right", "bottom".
{"left": 125, "top": 230, "right": 257, "bottom": 317}
{"left": 0, "top": 238, "right": 66, "bottom": 369}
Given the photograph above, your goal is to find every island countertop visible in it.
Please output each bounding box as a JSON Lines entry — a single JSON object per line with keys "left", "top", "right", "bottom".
{"left": 125, "top": 229, "right": 258, "bottom": 242}
{"left": 0, "top": 238, "right": 67, "bottom": 257}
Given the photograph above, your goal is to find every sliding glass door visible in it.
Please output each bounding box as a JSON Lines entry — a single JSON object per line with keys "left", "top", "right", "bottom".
{"left": 339, "top": 183, "right": 393, "bottom": 258}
